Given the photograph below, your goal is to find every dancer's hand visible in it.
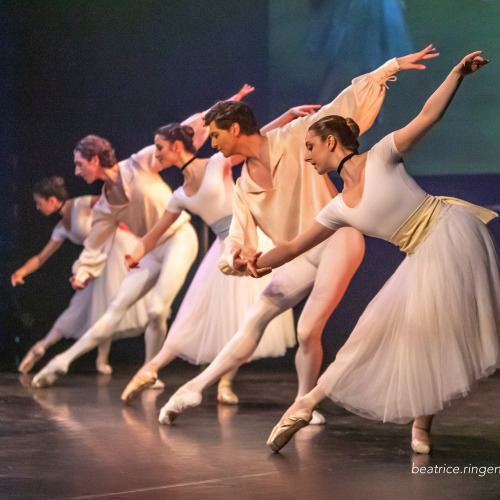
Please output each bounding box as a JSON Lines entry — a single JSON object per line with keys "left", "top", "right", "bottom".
{"left": 232, "top": 248, "right": 248, "bottom": 274}
{"left": 288, "top": 104, "right": 321, "bottom": 118}
{"left": 124, "top": 254, "right": 140, "bottom": 271}
{"left": 70, "top": 275, "right": 87, "bottom": 291}
{"left": 397, "top": 44, "right": 439, "bottom": 70}
{"left": 246, "top": 252, "right": 272, "bottom": 279}
{"left": 11, "top": 269, "right": 26, "bottom": 287}
{"left": 230, "top": 84, "right": 255, "bottom": 102}
{"left": 455, "top": 51, "right": 489, "bottom": 76}
{"left": 125, "top": 241, "right": 145, "bottom": 271}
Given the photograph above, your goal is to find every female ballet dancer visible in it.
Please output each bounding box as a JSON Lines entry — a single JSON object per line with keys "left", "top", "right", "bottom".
{"left": 248, "top": 51, "right": 498, "bottom": 453}
{"left": 12, "top": 177, "right": 149, "bottom": 375}
{"left": 151, "top": 46, "right": 439, "bottom": 426}
{"left": 32, "top": 85, "right": 254, "bottom": 389}
{"left": 120, "top": 116, "right": 311, "bottom": 405}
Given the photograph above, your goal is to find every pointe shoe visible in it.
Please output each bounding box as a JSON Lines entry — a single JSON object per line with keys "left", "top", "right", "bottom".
{"left": 18, "top": 344, "right": 46, "bottom": 374}
{"left": 158, "top": 388, "right": 202, "bottom": 425}
{"left": 266, "top": 408, "right": 313, "bottom": 453}
{"left": 32, "top": 357, "right": 68, "bottom": 388}
{"left": 96, "top": 361, "right": 113, "bottom": 375}
{"left": 411, "top": 425, "right": 432, "bottom": 454}
{"left": 217, "top": 386, "right": 239, "bottom": 405}
{"left": 121, "top": 371, "right": 157, "bottom": 404}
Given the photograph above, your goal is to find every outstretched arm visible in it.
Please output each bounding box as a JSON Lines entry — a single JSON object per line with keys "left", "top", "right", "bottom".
{"left": 247, "top": 221, "right": 334, "bottom": 277}
{"left": 11, "top": 239, "right": 62, "bottom": 286}
{"left": 394, "top": 51, "right": 489, "bottom": 154}
{"left": 124, "top": 209, "right": 181, "bottom": 271}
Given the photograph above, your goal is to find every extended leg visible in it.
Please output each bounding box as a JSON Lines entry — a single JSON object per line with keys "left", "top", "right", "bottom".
{"left": 295, "top": 228, "right": 364, "bottom": 399}
{"left": 32, "top": 260, "right": 161, "bottom": 388}
{"left": 143, "top": 224, "right": 198, "bottom": 363}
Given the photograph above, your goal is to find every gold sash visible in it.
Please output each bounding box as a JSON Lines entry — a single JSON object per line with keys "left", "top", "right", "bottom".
{"left": 390, "top": 194, "right": 498, "bottom": 255}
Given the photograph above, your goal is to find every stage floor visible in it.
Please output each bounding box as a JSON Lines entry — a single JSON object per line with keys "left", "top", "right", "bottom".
{"left": 1, "top": 363, "right": 499, "bottom": 499}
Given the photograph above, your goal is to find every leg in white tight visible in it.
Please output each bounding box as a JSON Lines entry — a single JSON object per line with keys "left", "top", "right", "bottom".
{"left": 159, "top": 228, "right": 364, "bottom": 423}
{"left": 143, "top": 224, "right": 198, "bottom": 363}
{"left": 32, "top": 224, "right": 197, "bottom": 388}
{"left": 294, "top": 228, "right": 364, "bottom": 399}
{"left": 32, "top": 260, "right": 161, "bottom": 387}
{"left": 158, "top": 266, "right": 314, "bottom": 422}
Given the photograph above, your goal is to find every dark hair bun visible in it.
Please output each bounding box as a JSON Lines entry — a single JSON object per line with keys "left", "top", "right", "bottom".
{"left": 181, "top": 125, "right": 194, "bottom": 138}
{"left": 345, "top": 118, "right": 360, "bottom": 139}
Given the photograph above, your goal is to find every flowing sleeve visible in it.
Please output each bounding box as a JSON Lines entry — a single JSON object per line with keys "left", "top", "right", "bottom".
{"left": 72, "top": 198, "right": 118, "bottom": 282}
{"left": 276, "top": 58, "right": 400, "bottom": 144}
{"left": 218, "top": 180, "right": 259, "bottom": 276}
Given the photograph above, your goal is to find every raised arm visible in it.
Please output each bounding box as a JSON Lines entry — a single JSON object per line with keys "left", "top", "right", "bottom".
{"left": 248, "top": 222, "right": 334, "bottom": 277}
{"left": 11, "top": 239, "right": 62, "bottom": 286}
{"left": 124, "top": 209, "right": 180, "bottom": 271}
{"left": 394, "top": 51, "right": 489, "bottom": 154}
{"left": 275, "top": 45, "right": 439, "bottom": 144}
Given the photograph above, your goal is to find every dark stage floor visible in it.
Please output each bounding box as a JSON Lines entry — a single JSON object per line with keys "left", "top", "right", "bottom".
{"left": 1, "top": 363, "right": 499, "bottom": 500}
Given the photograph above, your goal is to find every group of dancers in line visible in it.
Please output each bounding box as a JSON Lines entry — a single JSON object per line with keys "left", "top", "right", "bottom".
{"left": 12, "top": 44, "right": 499, "bottom": 455}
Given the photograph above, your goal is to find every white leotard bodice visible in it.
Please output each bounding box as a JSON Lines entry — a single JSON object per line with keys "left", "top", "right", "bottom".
{"left": 166, "top": 153, "right": 234, "bottom": 226}
{"left": 316, "top": 133, "right": 427, "bottom": 241}
{"left": 51, "top": 196, "right": 93, "bottom": 245}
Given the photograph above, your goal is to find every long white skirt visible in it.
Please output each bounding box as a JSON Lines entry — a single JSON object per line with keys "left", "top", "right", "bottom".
{"left": 318, "top": 205, "right": 500, "bottom": 423}
{"left": 164, "top": 236, "right": 296, "bottom": 364}
{"left": 53, "top": 228, "right": 149, "bottom": 339}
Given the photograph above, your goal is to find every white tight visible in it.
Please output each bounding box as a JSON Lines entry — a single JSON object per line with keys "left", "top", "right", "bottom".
{"left": 49, "top": 223, "right": 198, "bottom": 370}
{"left": 180, "top": 227, "right": 364, "bottom": 399}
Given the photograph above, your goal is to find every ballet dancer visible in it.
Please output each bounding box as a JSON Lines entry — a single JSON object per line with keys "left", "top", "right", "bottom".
{"left": 248, "top": 52, "right": 498, "bottom": 454}
{"left": 120, "top": 116, "right": 304, "bottom": 405}
{"left": 31, "top": 85, "right": 254, "bottom": 388}
{"left": 12, "top": 177, "right": 148, "bottom": 375}
{"left": 155, "top": 46, "right": 439, "bottom": 426}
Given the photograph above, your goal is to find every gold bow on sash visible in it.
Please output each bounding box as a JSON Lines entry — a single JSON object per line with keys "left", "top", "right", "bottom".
{"left": 390, "top": 194, "right": 498, "bottom": 255}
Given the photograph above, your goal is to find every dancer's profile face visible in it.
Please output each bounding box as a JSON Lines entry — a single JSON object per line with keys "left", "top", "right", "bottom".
{"left": 154, "top": 135, "right": 177, "bottom": 171}
{"left": 74, "top": 151, "right": 99, "bottom": 184}
{"left": 33, "top": 194, "right": 58, "bottom": 216}
{"left": 208, "top": 121, "right": 237, "bottom": 157}
{"left": 304, "top": 130, "right": 331, "bottom": 175}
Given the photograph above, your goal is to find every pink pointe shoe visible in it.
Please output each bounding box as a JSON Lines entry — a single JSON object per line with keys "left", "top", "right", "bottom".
{"left": 121, "top": 370, "right": 158, "bottom": 404}
{"left": 96, "top": 361, "right": 113, "bottom": 375}
{"left": 19, "top": 344, "right": 46, "bottom": 374}
{"left": 31, "top": 356, "right": 69, "bottom": 388}
{"left": 217, "top": 380, "right": 239, "bottom": 405}
{"left": 158, "top": 388, "right": 202, "bottom": 425}
{"left": 266, "top": 408, "right": 313, "bottom": 452}
{"left": 411, "top": 424, "right": 432, "bottom": 454}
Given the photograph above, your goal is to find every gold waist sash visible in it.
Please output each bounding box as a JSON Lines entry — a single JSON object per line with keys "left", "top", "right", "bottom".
{"left": 390, "top": 195, "right": 498, "bottom": 255}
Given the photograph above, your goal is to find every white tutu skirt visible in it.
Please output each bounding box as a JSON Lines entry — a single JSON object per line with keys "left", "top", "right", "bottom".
{"left": 53, "top": 228, "right": 149, "bottom": 340}
{"left": 318, "top": 205, "right": 500, "bottom": 423}
{"left": 165, "top": 237, "right": 296, "bottom": 364}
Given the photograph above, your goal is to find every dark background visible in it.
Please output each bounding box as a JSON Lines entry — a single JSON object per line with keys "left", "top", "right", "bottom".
{"left": 1, "top": 0, "right": 499, "bottom": 372}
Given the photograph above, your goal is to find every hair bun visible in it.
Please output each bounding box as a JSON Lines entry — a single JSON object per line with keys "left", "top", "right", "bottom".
{"left": 345, "top": 118, "right": 360, "bottom": 139}
{"left": 51, "top": 175, "right": 66, "bottom": 188}
{"left": 181, "top": 125, "right": 195, "bottom": 138}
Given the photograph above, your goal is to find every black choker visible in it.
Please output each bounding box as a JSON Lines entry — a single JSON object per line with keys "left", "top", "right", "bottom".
{"left": 54, "top": 199, "right": 66, "bottom": 218}
{"left": 337, "top": 152, "right": 357, "bottom": 176}
{"left": 180, "top": 155, "right": 197, "bottom": 172}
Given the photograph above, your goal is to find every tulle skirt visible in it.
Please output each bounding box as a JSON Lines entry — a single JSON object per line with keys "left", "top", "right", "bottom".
{"left": 165, "top": 237, "right": 296, "bottom": 364}
{"left": 318, "top": 205, "right": 500, "bottom": 423}
{"left": 53, "top": 228, "right": 149, "bottom": 339}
